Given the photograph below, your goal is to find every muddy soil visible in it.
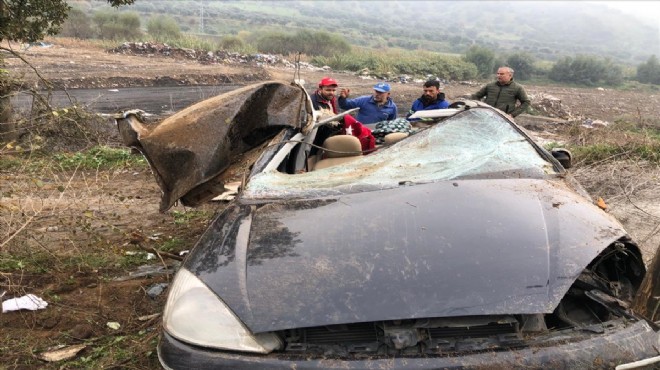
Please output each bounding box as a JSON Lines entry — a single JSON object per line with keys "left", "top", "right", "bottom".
{"left": 2, "top": 38, "right": 659, "bottom": 369}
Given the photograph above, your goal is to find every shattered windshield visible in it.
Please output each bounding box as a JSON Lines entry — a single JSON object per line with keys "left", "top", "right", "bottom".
{"left": 245, "top": 108, "right": 557, "bottom": 199}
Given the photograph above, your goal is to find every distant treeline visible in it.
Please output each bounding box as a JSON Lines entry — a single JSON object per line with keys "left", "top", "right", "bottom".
{"left": 58, "top": 9, "right": 660, "bottom": 86}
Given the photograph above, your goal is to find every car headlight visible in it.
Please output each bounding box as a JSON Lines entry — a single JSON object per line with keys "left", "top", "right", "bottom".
{"left": 162, "top": 268, "right": 282, "bottom": 353}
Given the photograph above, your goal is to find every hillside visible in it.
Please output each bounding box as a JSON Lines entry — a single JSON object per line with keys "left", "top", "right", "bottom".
{"left": 70, "top": 0, "right": 660, "bottom": 65}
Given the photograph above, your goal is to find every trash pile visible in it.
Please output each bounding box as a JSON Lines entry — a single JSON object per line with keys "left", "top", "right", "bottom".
{"left": 109, "top": 42, "right": 324, "bottom": 71}
{"left": 526, "top": 93, "right": 611, "bottom": 129}
{"left": 528, "top": 92, "right": 574, "bottom": 120}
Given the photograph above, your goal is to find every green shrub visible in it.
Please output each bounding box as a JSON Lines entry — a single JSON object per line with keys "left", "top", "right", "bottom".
{"left": 256, "top": 30, "right": 350, "bottom": 57}
{"left": 147, "top": 15, "right": 181, "bottom": 40}
{"left": 60, "top": 8, "right": 95, "bottom": 39}
{"left": 506, "top": 53, "right": 535, "bottom": 80}
{"left": 464, "top": 46, "right": 496, "bottom": 79}
{"left": 218, "top": 35, "right": 245, "bottom": 51}
{"left": 636, "top": 55, "right": 660, "bottom": 85}
{"left": 549, "top": 55, "right": 623, "bottom": 86}
{"left": 93, "top": 10, "right": 142, "bottom": 41}
{"left": 159, "top": 34, "right": 216, "bottom": 51}
{"left": 312, "top": 48, "right": 477, "bottom": 80}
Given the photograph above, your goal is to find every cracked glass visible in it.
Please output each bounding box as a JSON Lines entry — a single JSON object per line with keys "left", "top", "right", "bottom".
{"left": 246, "top": 108, "right": 556, "bottom": 199}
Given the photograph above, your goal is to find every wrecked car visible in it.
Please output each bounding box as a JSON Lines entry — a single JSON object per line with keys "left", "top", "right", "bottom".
{"left": 116, "top": 81, "right": 660, "bottom": 369}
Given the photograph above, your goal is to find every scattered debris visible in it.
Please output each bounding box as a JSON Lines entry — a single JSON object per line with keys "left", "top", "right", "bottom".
{"left": 2, "top": 294, "right": 48, "bottom": 313}
{"left": 212, "top": 181, "right": 241, "bottom": 202}
{"left": 109, "top": 42, "right": 324, "bottom": 71}
{"left": 113, "top": 264, "right": 179, "bottom": 281}
{"left": 24, "top": 41, "right": 54, "bottom": 51}
{"left": 138, "top": 313, "right": 161, "bottom": 321}
{"left": 582, "top": 118, "right": 610, "bottom": 128}
{"left": 35, "top": 344, "right": 87, "bottom": 362}
{"left": 529, "top": 93, "right": 574, "bottom": 119}
{"left": 106, "top": 322, "right": 121, "bottom": 330}
{"left": 146, "top": 283, "right": 169, "bottom": 299}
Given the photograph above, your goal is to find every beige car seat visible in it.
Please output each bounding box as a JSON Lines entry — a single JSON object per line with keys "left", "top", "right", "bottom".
{"left": 313, "top": 135, "right": 363, "bottom": 170}
{"left": 383, "top": 132, "right": 409, "bottom": 145}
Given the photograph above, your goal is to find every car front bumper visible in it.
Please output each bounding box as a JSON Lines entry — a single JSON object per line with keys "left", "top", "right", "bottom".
{"left": 158, "top": 320, "right": 660, "bottom": 370}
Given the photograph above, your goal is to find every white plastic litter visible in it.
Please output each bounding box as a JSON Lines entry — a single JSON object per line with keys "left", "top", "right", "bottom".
{"left": 106, "top": 321, "right": 121, "bottom": 330}
{"left": 2, "top": 294, "right": 48, "bottom": 313}
{"left": 36, "top": 344, "right": 87, "bottom": 362}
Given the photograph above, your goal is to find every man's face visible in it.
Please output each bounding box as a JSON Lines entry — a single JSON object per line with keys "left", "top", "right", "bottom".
{"left": 319, "top": 86, "right": 337, "bottom": 100}
{"left": 372, "top": 90, "right": 389, "bottom": 103}
{"left": 497, "top": 68, "right": 513, "bottom": 84}
{"left": 422, "top": 86, "right": 440, "bottom": 100}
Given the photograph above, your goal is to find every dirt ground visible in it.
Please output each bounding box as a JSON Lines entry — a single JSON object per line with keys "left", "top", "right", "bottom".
{"left": 2, "top": 39, "right": 659, "bottom": 369}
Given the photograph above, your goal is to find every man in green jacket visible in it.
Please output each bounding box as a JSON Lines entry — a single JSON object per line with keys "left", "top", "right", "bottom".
{"left": 471, "top": 66, "right": 530, "bottom": 117}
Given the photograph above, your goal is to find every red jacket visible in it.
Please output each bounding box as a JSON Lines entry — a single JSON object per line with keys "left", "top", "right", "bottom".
{"left": 341, "top": 115, "right": 376, "bottom": 153}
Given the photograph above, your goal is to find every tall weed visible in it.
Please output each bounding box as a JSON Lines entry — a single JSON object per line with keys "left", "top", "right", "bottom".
{"left": 313, "top": 48, "right": 478, "bottom": 79}
{"left": 557, "top": 119, "right": 660, "bottom": 165}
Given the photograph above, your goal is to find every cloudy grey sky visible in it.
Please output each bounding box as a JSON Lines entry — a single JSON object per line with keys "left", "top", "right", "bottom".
{"left": 593, "top": 1, "right": 660, "bottom": 24}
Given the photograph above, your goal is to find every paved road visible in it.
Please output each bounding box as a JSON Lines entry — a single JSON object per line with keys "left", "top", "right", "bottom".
{"left": 10, "top": 85, "right": 241, "bottom": 117}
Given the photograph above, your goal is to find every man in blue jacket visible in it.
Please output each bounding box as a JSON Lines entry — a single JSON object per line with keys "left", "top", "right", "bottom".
{"left": 338, "top": 82, "right": 398, "bottom": 124}
{"left": 406, "top": 80, "right": 449, "bottom": 119}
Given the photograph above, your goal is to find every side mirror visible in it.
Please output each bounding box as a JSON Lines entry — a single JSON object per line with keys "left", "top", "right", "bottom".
{"left": 551, "top": 148, "right": 572, "bottom": 169}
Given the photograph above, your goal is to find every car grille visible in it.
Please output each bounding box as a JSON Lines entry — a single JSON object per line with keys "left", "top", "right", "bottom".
{"left": 280, "top": 317, "right": 523, "bottom": 355}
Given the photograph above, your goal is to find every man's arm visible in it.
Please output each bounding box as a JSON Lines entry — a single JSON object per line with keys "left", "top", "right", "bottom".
{"left": 511, "top": 86, "right": 531, "bottom": 117}
{"left": 406, "top": 99, "right": 421, "bottom": 118}
{"left": 338, "top": 96, "right": 359, "bottom": 110}
{"left": 470, "top": 85, "right": 488, "bottom": 100}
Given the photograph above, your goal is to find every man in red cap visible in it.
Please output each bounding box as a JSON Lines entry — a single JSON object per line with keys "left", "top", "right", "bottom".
{"left": 310, "top": 77, "right": 340, "bottom": 155}
{"left": 311, "top": 77, "right": 339, "bottom": 114}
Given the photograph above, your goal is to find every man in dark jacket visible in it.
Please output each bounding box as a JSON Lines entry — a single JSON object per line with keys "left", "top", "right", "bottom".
{"left": 406, "top": 79, "right": 449, "bottom": 119}
{"left": 310, "top": 77, "right": 341, "bottom": 155}
{"left": 471, "top": 66, "right": 530, "bottom": 117}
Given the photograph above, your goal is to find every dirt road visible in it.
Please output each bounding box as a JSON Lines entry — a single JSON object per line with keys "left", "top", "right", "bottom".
{"left": 6, "top": 39, "right": 659, "bottom": 123}
{"left": 10, "top": 85, "right": 241, "bottom": 117}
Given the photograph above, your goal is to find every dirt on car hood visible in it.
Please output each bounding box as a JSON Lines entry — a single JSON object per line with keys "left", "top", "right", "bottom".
{"left": 184, "top": 179, "right": 629, "bottom": 333}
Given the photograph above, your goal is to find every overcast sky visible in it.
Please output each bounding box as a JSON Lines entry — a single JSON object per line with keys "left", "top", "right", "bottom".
{"left": 592, "top": 1, "right": 660, "bottom": 24}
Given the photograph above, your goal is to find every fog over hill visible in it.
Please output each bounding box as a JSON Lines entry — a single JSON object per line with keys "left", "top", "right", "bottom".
{"left": 81, "top": 0, "right": 659, "bottom": 64}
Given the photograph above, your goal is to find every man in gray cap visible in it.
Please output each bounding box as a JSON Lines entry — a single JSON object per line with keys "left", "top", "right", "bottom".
{"left": 338, "top": 82, "right": 398, "bottom": 124}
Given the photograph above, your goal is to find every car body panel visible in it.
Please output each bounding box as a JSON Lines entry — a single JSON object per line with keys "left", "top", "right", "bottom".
{"left": 115, "top": 82, "right": 310, "bottom": 211}
{"left": 159, "top": 320, "right": 660, "bottom": 369}
{"left": 185, "top": 178, "right": 627, "bottom": 333}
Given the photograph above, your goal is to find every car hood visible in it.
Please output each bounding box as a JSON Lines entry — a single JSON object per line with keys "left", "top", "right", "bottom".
{"left": 185, "top": 178, "right": 627, "bottom": 333}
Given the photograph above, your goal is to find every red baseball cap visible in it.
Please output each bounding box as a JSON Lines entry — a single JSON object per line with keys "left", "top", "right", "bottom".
{"left": 319, "top": 77, "right": 338, "bottom": 87}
